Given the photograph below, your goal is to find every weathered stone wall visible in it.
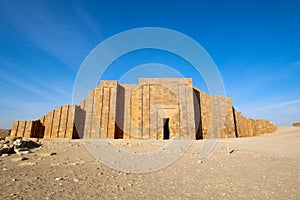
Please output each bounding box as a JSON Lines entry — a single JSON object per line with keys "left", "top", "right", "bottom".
{"left": 37, "top": 105, "right": 80, "bottom": 139}
{"left": 292, "top": 122, "right": 300, "bottom": 127}
{"left": 10, "top": 78, "right": 277, "bottom": 139}
{"left": 122, "top": 78, "right": 195, "bottom": 139}
{"left": 234, "top": 111, "right": 277, "bottom": 137}
{"left": 199, "top": 91, "right": 212, "bottom": 138}
{"left": 10, "top": 120, "right": 44, "bottom": 138}
{"left": 196, "top": 90, "right": 236, "bottom": 139}
{"left": 80, "top": 80, "right": 119, "bottom": 139}
{"left": 136, "top": 78, "right": 196, "bottom": 139}
{"left": 222, "top": 98, "right": 236, "bottom": 138}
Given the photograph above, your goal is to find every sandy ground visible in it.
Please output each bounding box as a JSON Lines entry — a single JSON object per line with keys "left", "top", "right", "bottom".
{"left": 0, "top": 126, "right": 299, "bottom": 199}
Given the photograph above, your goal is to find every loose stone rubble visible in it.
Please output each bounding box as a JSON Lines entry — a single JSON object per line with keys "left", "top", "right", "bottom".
{"left": 0, "top": 136, "right": 41, "bottom": 157}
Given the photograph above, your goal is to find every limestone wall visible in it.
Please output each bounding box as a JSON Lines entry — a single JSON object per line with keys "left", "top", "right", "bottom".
{"left": 38, "top": 105, "right": 80, "bottom": 139}
{"left": 222, "top": 98, "right": 236, "bottom": 138}
{"left": 80, "top": 80, "right": 119, "bottom": 139}
{"left": 11, "top": 120, "right": 44, "bottom": 138}
{"left": 10, "top": 78, "right": 277, "bottom": 140}
{"left": 292, "top": 123, "right": 300, "bottom": 127}
{"left": 234, "top": 111, "right": 277, "bottom": 137}
{"left": 134, "top": 78, "right": 196, "bottom": 139}
{"left": 196, "top": 90, "right": 236, "bottom": 139}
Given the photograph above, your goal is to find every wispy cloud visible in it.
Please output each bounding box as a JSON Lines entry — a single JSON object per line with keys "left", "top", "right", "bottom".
{"left": 0, "top": 96, "right": 54, "bottom": 128}
{"left": 0, "top": 1, "right": 94, "bottom": 71}
{"left": 238, "top": 99, "right": 300, "bottom": 126}
{"left": 71, "top": 2, "right": 103, "bottom": 38}
{"left": 0, "top": 59, "right": 71, "bottom": 98}
{"left": 252, "top": 99, "right": 300, "bottom": 111}
{"left": 0, "top": 72, "right": 60, "bottom": 102}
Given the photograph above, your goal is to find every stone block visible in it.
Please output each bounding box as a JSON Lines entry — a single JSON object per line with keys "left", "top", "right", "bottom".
{"left": 292, "top": 122, "right": 300, "bottom": 127}
{"left": 10, "top": 78, "right": 277, "bottom": 140}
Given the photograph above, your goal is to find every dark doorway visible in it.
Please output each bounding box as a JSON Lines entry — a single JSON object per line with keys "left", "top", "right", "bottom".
{"left": 163, "top": 118, "right": 170, "bottom": 140}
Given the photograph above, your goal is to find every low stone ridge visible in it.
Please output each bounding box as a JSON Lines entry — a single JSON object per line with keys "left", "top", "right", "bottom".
{"left": 0, "top": 129, "right": 11, "bottom": 138}
{"left": 292, "top": 122, "right": 300, "bottom": 127}
{"left": 10, "top": 78, "right": 277, "bottom": 139}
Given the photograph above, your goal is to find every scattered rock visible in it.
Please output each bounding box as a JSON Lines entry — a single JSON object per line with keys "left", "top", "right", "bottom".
{"left": 120, "top": 186, "right": 125, "bottom": 191}
{"left": 69, "top": 162, "right": 78, "bottom": 166}
{"left": 13, "top": 139, "right": 23, "bottom": 148}
{"left": 0, "top": 146, "right": 13, "bottom": 155}
{"left": 14, "top": 139, "right": 41, "bottom": 149}
{"left": 0, "top": 137, "right": 41, "bottom": 156}
{"left": 78, "top": 160, "right": 85, "bottom": 164}
{"left": 5, "top": 136, "right": 22, "bottom": 144}
{"left": 11, "top": 157, "right": 28, "bottom": 162}
{"left": 15, "top": 149, "right": 30, "bottom": 155}
{"left": 24, "top": 138, "right": 39, "bottom": 143}
{"left": 18, "top": 162, "right": 36, "bottom": 166}
{"left": 38, "top": 152, "right": 56, "bottom": 157}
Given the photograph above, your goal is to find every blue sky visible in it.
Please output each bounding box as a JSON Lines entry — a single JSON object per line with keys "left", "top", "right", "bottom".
{"left": 0, "top": 0, "right": 299, "bottom": 128}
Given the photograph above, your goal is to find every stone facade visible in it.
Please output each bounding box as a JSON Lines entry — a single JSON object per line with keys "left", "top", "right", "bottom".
{"left": 292, "top": 123, "right": 300, "bottom": 127}
{"left": 11, "top": 78, "right": 277, "bottom": 139}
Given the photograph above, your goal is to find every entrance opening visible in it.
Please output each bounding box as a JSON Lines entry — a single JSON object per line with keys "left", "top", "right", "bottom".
{"left": 163, "top": 118, "right": 170, "bottom": 140}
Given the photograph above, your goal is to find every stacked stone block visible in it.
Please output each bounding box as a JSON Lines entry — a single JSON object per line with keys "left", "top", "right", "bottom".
{"left": 138, "top": 78, "right": 196, "bottom": 139}
{"left": 32, "top": 105, "right": 80, "bottom": 139}
{"left": 293, "top": 123, "right": 300, "bottom": 127}
{"left": 199, "top": 91, "right": 212, "bottom": 138}
{"left": 222, "top": 98, "right": 236, "bottom": 138}
{"left": 11, "top": 78, "right": 277, "bottom": 140}
{"left": 234, "top": 111, "right": 277, "bottom": 137}
{"left": 81, "top": 81, "right": 119, "bottom": 139}
{"left": 197, "top": 92, "right": 235, "bottom": 139}
{"left": 11, "top": 120, "right": 44, "bottom": 138}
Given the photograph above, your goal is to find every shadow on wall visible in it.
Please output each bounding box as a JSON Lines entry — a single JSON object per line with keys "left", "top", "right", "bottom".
{"left": 115, "top": 85, "right": 125, "bottom": 139}
{"left": 193, "top": 88, "right": 203, "bottom": 139}
{"left": 74, "top": 106, "right": 86, "bottom": 139}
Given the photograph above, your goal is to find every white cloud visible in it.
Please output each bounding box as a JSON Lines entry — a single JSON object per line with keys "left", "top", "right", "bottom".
{"left": 0, "top": 59, "right": 71, "bottom": 98}
{"left": 0, "top": 72, "right": 59, "bottom": 102}
{"left": 240, "top": 99, "right": 300, "bottom": 126}
{"left": 0, "top": 1, "right": 93, "bottom": 71}
{"left": 251, "top": 99, "right": 300, "bottom": 111}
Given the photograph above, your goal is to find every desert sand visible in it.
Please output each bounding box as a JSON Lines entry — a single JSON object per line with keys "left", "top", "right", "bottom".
{"left": 0, "top": 126, "right": 299, "bottom": 199}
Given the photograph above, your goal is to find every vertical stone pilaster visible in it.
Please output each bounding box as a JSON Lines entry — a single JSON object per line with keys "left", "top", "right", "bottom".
{"left": 23, "top": 121, "right": 31, "bottom": 138}
{"left": 142, "top": 84, "right": 150, "bottom": 139}
{"left": 107, "top": 87, "right": 116, "bottom": 139}
{"left": 11, "top": 121, "right": 19, "bottom": 136}
{"left": 58, "top": 105, "right": 68, "bottom": 138}
{"left": 84, "top": 90, "right": 95, "bottom": 138}
{"left": 138, "top": 86, "right": 143, "bottom": 138}
{"left": 51, "top": 106, "right": 62, "bottom": 138}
